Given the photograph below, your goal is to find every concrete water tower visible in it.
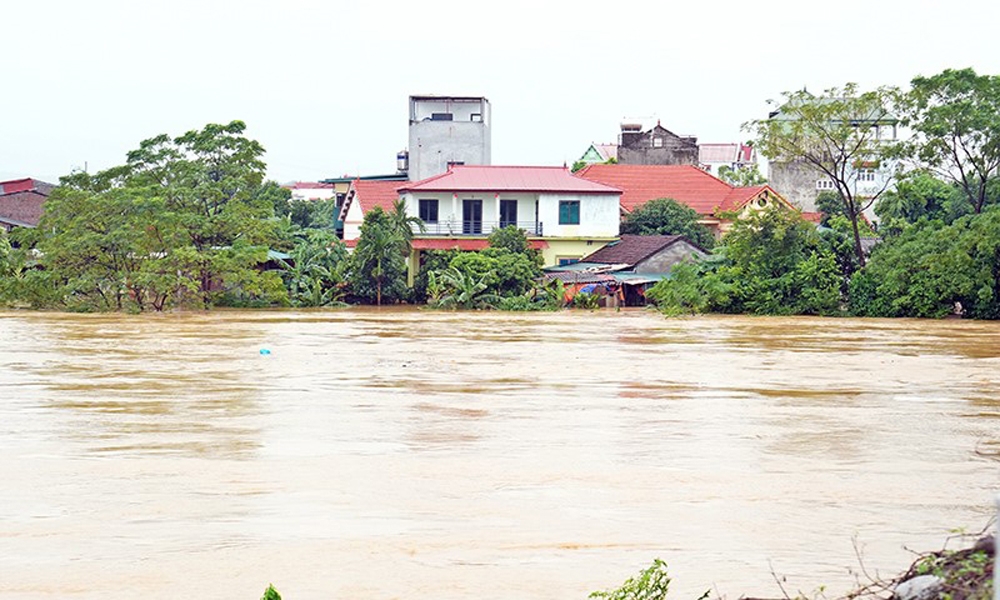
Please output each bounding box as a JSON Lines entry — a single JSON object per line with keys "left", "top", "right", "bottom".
{"left": 407, "top": 95, "right": 491, "bottom": 181}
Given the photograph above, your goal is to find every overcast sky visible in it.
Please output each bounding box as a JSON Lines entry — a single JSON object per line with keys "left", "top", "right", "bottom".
{"left": 3, "top": 0, "right": 999, "bottom": 184}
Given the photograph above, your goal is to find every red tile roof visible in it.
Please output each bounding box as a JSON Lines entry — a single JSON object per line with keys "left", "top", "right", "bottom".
{"left": 399, "top": 165, "right": 621, "bottom": 194}
{"left": 801, "top": 211, "right": 823, "bottom": 224}
{"left": 351, "top": 179, "right": 403, "bottom": 213}
{"left": 575, "top": 164, "right": 781, "bottom": 215}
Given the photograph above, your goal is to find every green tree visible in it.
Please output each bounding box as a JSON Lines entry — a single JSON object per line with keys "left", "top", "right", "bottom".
{"left": 448, "top": 248, "right": 541, "bottom": 297}
{"left": 34, "top": 121, "right": 284, "bottom": 311}
{"left": 487, "top": 225, "right": 530, "bottom": 254}
{"left": 253, "top": 180, "right": 292, "bottom": 219}
{"left": 850, "top": 206, "right": 1000, "bottom": 319}
{"left": 280, "top": 229, "right": 348, "bottom": 307}
{"left": 747, "top": 84, "right": 899, "bottom": 267}
{"left": 874, "top": 171, "right": 962, "bottom": 234}
{"left": 722, "top": 206, "right": 842, "bottom": 315}
{"left": 901, "top": 68, "right": 1000, "bottom": 215}
{"left": 389, "top": 198, "right": 425, "bottom": 256}
{"left": 620, "top": 198, "right": 715, "bottom": 249}
{"left": 348, "top": 207, "right": 407, "bottom": 305}
{"left": 717, "top": 163, "right": 767, "bottom": 187}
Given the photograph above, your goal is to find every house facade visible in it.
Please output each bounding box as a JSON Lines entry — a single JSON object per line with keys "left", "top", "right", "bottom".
{"left": 698, "top": 143, "right": 756, "bottom": 176}
{"left": 617, "top": 122, "right": 699, "bottom": 166}
{"left": 397, "top": 165, "right": 621, "bottom": 269}
{"left": 577, "top": 143, "right": 618, "bottom": 166}
{"left": 339, "top": 165, "right": 623, "bottom": 281}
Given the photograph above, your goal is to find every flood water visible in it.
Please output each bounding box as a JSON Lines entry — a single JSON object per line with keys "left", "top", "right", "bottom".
{"left": 1, "top": 309, "right": 999, "bottom": 600}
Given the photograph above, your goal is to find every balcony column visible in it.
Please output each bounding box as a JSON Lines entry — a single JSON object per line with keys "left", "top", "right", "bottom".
{"left": 494, "top": 193, "right": 501, "bottom": 232}
{"left": 451, "top": 193, "right": 458, "bottom": 234}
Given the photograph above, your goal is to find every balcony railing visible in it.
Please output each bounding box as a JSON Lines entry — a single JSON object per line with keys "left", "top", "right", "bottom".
{"left": 416, "top": 220, "right": 544, "bottom": 236}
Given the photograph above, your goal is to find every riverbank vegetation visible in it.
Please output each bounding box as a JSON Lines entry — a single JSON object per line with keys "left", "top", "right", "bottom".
{"left": 1, "top": 68, "right": 998, "bottom": 318}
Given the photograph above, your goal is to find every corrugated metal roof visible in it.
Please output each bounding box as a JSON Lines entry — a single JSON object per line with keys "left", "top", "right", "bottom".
{"left": 399, "top": 165, "right": 621, "bottom": 194}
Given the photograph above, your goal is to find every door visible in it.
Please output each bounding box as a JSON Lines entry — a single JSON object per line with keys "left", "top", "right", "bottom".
{"left": 462, "top": 199, "right": 483, "bottom": 234}
{"left": 500, "top": 199, "right": 518, "bottom": 229}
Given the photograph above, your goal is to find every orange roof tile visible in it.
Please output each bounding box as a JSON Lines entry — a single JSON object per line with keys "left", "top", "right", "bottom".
{"left": 576, "top": 164, "right": 781, "bottom": 216}
{"left": 352, "top": 179, "right": 403, "bottom": 213}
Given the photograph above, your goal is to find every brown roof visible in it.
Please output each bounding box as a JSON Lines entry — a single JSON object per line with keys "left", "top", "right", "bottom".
{"left": 0, "top": 179, "right": 55, "bottom": 227}
{"left": 581, "top": 235, "right": 701, "bottom": 266}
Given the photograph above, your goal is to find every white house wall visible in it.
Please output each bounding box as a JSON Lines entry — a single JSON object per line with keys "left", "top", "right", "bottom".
{"left": 538, "top": 193, "right": 620, "bottom": 238}
{"left": 400, "top": 191, "right": 619, "bottom": 238}
{"left": 342, "top": 195, "right": 365, "bottom": 241}
{"left": 290, "top": 188, "right": 335, "bottom": 202}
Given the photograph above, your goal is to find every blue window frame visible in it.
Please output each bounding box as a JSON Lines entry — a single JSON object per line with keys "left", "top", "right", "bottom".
{"left": 558, "top": 200, "right": 580, "bottom": 225}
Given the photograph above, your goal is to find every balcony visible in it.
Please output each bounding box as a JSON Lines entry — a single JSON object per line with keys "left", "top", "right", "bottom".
{"left": 416, "top": 220, "right": 544, "bottom": 237}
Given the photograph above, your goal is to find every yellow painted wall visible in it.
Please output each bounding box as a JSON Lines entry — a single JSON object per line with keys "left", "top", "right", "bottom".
{"left": 539, "top": 238, "right": 617, "bottom": 267}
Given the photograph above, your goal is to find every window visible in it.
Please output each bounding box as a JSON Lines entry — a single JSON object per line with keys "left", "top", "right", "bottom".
{"left": 471, "top": 113, "right": 482, "bottom": 122}
{"left": 419, "top": 199, "right": 438, "bottom": 223}
{"left": 857, "top": 169, "right": 876, "bottom": 182}
{"left": 558, "top": 257, "right": 580, "bottom": 266}
{"left": 500, "top": 199, "right": 518, "bottom": 228}
{"left": 558, "top": 200, "right": 580, "bottom": 225}
{"left": 652, "top": 137, "right": 664, "bottom": 148}
{"left": 816, "top": 179, "right": 835, "bottom": 191}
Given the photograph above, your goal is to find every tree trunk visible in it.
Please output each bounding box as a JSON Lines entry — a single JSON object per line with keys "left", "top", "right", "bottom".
{"left": 848, "top": 209, "right": 867, "bottom": 269}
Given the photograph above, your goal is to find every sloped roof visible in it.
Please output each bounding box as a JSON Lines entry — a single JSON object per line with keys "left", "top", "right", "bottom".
{"left": 581, "top": 235, "right": 700, "bottom": 266}
{"left": 399, "top": 165, "right": 621, "bottom": 194}
{"left": 0, "top": 178, "right": 55, "bottom": 196}
{"left": 575, "top": 164, "right": 783, "bottom": 215}
{"left": 594, "top": 144, "right": 618, "bottom": 162}
{"left": 699, "top": 143, "right": 755, "bottom": 164}
{"left": 344, "top": 179, "right": 403, "bottom": 217}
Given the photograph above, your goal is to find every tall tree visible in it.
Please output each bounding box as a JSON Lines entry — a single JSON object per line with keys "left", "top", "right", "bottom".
{"left": 748, "top": 85, "right": 899, "bottom": 266}
{"left": 348, "top": 207, "right": 407, "bottom": 305}
{"left": 900, "top": 68, "right": 1000, "bottom": 215}
{"left": 35, "top": 121, "right": 285, "bottom": 311}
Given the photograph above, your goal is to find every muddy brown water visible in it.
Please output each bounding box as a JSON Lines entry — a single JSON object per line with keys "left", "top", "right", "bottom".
{"left": 1, "top": 309, "right": 998, "bottom": 599}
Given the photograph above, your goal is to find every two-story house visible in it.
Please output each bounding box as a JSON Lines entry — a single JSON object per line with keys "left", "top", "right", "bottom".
{"left": 340, "top": 165, "right": 623, "bottom": 282}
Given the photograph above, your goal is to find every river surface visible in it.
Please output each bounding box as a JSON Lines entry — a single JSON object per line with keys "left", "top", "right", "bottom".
{"left": 1, "top": 309, "right": 998, "bottom": 600}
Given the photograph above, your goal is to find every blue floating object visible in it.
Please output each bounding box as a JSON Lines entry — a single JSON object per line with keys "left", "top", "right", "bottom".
{"left": 259, "top": 348, "right": 271, "bottom": 355}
